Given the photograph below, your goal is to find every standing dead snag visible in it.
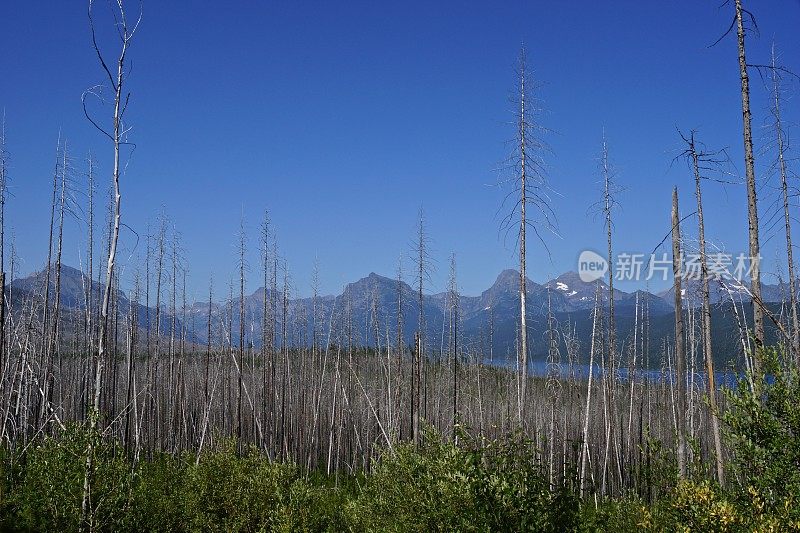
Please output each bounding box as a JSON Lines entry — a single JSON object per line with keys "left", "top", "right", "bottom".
{"left": 0, "top": 114, "right": 8, "bottom": 376}
{"left": 238, "top": 215, "right": 247, "bottom": 447}
{"left": 580, "top": 283, "right": 602, "bottom": 496}
{"left": 39, "top": 134, "right": 61, "bottom": 411}
{"left": 81, "top": 0, "right": 141, "bottom": 529}
{"left": 734, "top": 0, "right": 764, "bottom": 353}
{"left": 671, "top": 187, "right": 687, "bottom": 479}
{"left": 498, "top": 47, "right": 556, "bottom": 425}
{"left": 48, "top": 139, "right": 70, "bottom": 411}
{"left": 85, "top": 153, "right": 95, "bottom": 372}
{"left": 395, "top": 255, "right": 404, "bottom": 441}
{"left": 589, "top": 131, "right": 622, "bottom": 491}
{"left": 411, "top": 206, "right": 432, "bottom": 446}
{"left": 447, "top": 252, "right": 459, "bottom": 440}
{"left": 680, "top": 130, "right": 725, "bottom": 485}
{"left": 545, "top": 288, "right": 561, "bottom": 488}
{"left": 260, "top": 210, "right": 271, "bottom": 449}
{"left": 599, "top": 133, "right": 619, "bottom": 381}
{"left": 766, "top": 45, "right": 799, "bottom": 365}
{"left": 517, "top": 52, "right": 529, "bottom": 426}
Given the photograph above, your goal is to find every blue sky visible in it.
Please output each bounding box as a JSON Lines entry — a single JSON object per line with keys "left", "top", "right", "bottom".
{"left": 2, "top": 1, "right": 800, "bottom": 300}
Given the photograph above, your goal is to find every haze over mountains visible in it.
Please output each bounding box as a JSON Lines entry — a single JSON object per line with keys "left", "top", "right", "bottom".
{"left": 6, "top": 264, "right": 787, "bottom": 368}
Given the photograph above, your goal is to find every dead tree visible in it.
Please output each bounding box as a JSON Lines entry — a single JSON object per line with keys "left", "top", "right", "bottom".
{"left": 580, "top": 283, "right": 602, "bottom": 495}
{"left": 260, "top": 210, "right": 271, "bottom": 448}
{"left": 40, "top": 135, "right": 61, "bottom": 382}
{"left": 411, "top": 206, "right": 432, "bottom": 446}
{"left": 48, "top": 139, "right": 70, "bottom": 410}
{"left": 81, "top": 0, "right": 141, "bottom": 528}
{"left": 734, "top": 0, "right": 765, "bottom": 351}
{"left": 598, "top": 133, "right": 620, "bottom": 379}
{"left": 671, "top": 187, "right": 687, "bottom": 479}
{"left": 545, "top": 288, "right": 562, "bottom": 488}
{"left": 499, "top": 47, "right": 556, "bottom": 424}
{"left": 0, "top": 114, "right": 8, "bottom": 375}
{"left": 680, "top": 130, "right": 725, "bottom": 485}
{"left": 85, "top": 152, "right": 95, "bottom": 367}
{"left": 395, "top": 255, "right": 404, "bottom": 440}
{"left": 766, "top": 45, "right": 799, "bottom": 364}
{"left": 152, "top": 214, "right": 167, "bottom": 446}
{"left": 447, "top": 252, "right": 459, "bottom": 440}
{"left": 237, "top": 215, "right": 247, "bottom": 446}
{"left": 589, "top": 131, "right": 622, "bottom": 491}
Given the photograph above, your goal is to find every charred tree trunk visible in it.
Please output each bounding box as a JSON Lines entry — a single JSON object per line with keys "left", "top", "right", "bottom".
{"left": 735, "top": 0, "right": 764, "bottom": 354}
{"left": 671, "top": 187, "right": 687, "bottom": 479}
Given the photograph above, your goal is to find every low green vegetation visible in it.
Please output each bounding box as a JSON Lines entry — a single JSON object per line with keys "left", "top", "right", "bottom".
{"left": 1, "top": 348, "right": 798, "bottom": 532}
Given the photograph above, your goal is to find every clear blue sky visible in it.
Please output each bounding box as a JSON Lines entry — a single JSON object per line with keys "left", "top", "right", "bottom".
{"left": 2, "top": 1, "right": 800, "bottom": 300}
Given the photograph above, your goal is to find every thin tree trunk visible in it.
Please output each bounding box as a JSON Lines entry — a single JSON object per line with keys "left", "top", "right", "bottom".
{"left": 671, "top": 187, "right": 687, "bottom": 479}
{"left": 687, "top": 132, "right": 725, "bottom": 485}
{"left": 769, "top": 45, "right": 799, "bottom": 365}
{"left": 82, "top": 3, "right": 139, "bottom": 527}
{"left": 735, "top": 0, "right": 764, "bottom": 355}
{"left": 517, "top": 55, "right": 528, "bottom": 425}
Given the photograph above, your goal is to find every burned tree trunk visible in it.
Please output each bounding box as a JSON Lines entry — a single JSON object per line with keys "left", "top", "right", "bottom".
{"left": 671, "top": 187, "right": 687, "bottom": 479}
{"left": 735, "top": 0, "right": 764, "bottom": 353}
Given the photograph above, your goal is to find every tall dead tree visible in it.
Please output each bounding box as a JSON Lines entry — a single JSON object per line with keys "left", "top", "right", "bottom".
{"left": 545, "top": 288, "right": 562, "bottom": 488}
{"left": 681, "top": 130, "right": 725, "bottom": 485}
{"left": 81, "top": 0, "right": 141, "bottom": 528}
{"left": 499, "top": 47, "right": 556, "bottom": 424}
{"left": 152, "top": 214, "right": 167, "bottom": 447}
{"left": 599, "top": 133, "right": 619, "bottom": 378}
{"left": 447, "top": 252, "right": 459, "bottom": 440}
{"left": 395, "top": 255, "right": 404, "bottom": 440}
{"left": 735, "top": 0, "right": 764, "bottom": 352}
{"left": 580, "top": 283, "right": 602, "bottom": 495}
{"left": 260, "top": 210, "right": 271, "bottom": 446}
{"left": 0, "top": 114, "right": 8, "bottom": 375}
{"left": 47, "top": 139, "right": 70, "bottom": 409}
{"left": 411, "top": 206, "right": 432, "bottom": 446}
{"left": 671, "top": 187, "right": 687, "bottom": 479}
{"left": 168, "top": 228, "right": 181, "bottom": 447}
{"left": 238, "top": 215, "right": 247, "bottom": 446}
{"left": 516, "top": 52, "right": 529, "bottom": 423}
{"left": 40, "top": 135, "right": 61, "bottom": 376}
{"left": 85, "top": 153, "right": 95, "bottom": 362}
{"left": 766, "top": 45, "right": 799, "bottom": 364}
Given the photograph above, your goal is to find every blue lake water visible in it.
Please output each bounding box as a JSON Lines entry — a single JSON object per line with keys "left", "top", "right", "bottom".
{"left": 483, "top": 357, "right": 742, "bottom": 388}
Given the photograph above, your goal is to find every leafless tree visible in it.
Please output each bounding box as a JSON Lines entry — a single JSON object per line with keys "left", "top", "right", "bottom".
{"left": 411, "top": 206, "right": 433, "bottom": 446}
{"left": 678, "top": 130, "right": 726, "bottom": 484}
{"left": 447, "top": 252, "right": 460, "bottom": 441}
{"left": 0, "top": 113, "right": 8, "bottom": 376}
{"left": 81, "top": 0, "right": 142, "bottom": 528}
{"left": 671, "top": 187, "right": 687, "bottom": 479}
{"left": 765, "top": 45, "right": 799, "bottom": 364}
{"left": 732, "top": 0, "right": 765, "bottom": 352}
{"left": 237, "top": 214, "right": 247, "bottom": 447}
{"left": 498, "top": 47, "right": 557, "bottom": 424}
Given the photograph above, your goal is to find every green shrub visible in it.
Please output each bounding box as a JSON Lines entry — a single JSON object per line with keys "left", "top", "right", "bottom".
{"left": 13, "top": 424, "right": 131, "bottom": 532}
{"left": 348, "top": 428, "right": 579, "bottom": 531}
{"left": 124, "top": 452, "right": 191, "bottom": 531}
{"left": 722, "top": 348, "right": 800, "bottom": 528}
{"left": 578, "top": 497, "right": 653, "bottom": 532}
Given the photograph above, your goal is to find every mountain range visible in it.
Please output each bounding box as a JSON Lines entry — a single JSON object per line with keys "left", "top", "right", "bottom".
{"left": 5, "top": 264, "right": 790, "bottom": 368}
